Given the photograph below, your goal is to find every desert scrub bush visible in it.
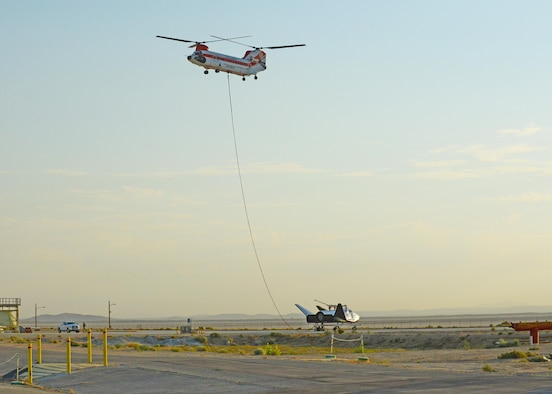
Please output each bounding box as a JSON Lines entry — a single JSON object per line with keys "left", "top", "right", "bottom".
{"left": 253, "top": 348, "right": 264, "bottom": 356}
{"left": 9, "top": 337, "right": 28, "bottom": 344}
{"left": 209, "top": 332, "right": 220, "bottom": 338}
{"left": 495, "top": 338, "right": 520, "bottom": 348}
{"left": 128, "top": 342, "right": 155, "bottom": 352}
{"left": 482, "top": 364, "right": 496, "bottom": 372}
{"left": 194, "top": 336, "right": 208, "bottom": 344}
{"left": 264, "top": 344, "right": 281, "bottom": 356}
{"left": 171, "top": 347, "right": 184, "bottom": 352}
{"left": 498, "top": 350, "right": 526, "bottom": 359}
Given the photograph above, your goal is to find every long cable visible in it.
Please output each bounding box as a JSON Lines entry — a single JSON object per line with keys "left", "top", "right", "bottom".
{"left": 226, "top": 74, "right": 291, "bottom": 329}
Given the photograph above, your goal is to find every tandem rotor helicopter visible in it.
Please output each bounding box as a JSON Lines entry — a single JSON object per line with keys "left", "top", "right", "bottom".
{"left": 156, "top": 35, "right": 305, "bottom": 80}
{"left": 295, "top": 300, "right": 360, "bottom": 331}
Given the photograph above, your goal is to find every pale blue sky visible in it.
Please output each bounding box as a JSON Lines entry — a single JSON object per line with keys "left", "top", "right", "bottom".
{"left": 2, "top": 1, "right": 552, "bottom": 318}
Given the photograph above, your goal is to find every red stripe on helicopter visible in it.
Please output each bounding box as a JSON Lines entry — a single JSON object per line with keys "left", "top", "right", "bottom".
{"left": 202, "top": 53, "right": 255, "bottom": 67}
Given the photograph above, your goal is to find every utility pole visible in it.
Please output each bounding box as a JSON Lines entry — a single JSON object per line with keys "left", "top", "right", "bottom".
{"left": 108, "top": 300, "right": 116, "bottom": 329}
{"left": 34, "top": 303, "right": 45, "bottom": 329}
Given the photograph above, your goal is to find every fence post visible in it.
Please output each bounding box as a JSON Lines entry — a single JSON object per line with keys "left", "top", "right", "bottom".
{"left": 358, "top": 335, "right": 369, "bottom": 361}
{"left": 87, "top": 329, "right": 93, "bottom": 363}
{"left": 103, "top": 329, "right": 108, "bottom": 366}
{"left": 37, "top": 334, "right": 42, "bottom": 364}
{"left": 27, "top": 343, "right": 32, "bottom": 384}
{"left": 325, "top": 334, "right": 337, "bottom": 359}
{"left": 16, "top": 354, "right": 20, "bottom": 382}
{"left": 66, "top": 338, "right": 72, "bottom": 374}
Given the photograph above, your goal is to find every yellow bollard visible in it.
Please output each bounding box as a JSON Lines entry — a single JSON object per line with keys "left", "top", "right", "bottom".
{"left": 87, "top": 329, "right": 92, "bottom": 364}
{"left": 103, "top": 329, "right": 108, "bottom": 367}
{"left": 27, "top": 343, "right": 33, "bottom": 384}
{"left": 37, "top": 334, "right": 42, "bottom": 364}
{"left": 66, "top": 338, "right": 72, "bottom": 374}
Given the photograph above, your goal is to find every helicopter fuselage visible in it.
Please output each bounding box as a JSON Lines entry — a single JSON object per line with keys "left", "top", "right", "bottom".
{"left": 187, "top": 47, "right": 267, "bottom": 78}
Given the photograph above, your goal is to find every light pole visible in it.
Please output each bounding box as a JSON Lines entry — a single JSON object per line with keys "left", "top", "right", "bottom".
{"left": 34, "top": 303, "right": 45, "bottom": 329}
{"left": 108, "top": 300, "right": 116, "bottom": 329}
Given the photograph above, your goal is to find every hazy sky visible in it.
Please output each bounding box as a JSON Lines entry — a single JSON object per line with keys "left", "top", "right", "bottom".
{"left": 2, "top": 1, "right": 552, "bottom": 319}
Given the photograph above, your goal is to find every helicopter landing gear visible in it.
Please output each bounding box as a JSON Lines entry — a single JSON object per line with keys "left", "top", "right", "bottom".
{"left": 254, "top": 75, "right": 258, "bottom": 80}
{"left": 204, "top": 70, "right": 209, "bottom": 75}
{"left": 242, "top": 76, "right": 246, "bottom": 81}
{"left": 215, "top": 69, "right": 220, "bottom": 73}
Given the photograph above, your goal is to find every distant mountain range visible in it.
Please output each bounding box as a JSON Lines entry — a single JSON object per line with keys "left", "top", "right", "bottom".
{"left": 21, "top": 305, "right": 552, "bottom": 323}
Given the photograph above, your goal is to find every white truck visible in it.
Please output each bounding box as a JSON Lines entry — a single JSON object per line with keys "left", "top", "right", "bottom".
{"left": 58, "top": 321, "right": 81, "bottom": 333}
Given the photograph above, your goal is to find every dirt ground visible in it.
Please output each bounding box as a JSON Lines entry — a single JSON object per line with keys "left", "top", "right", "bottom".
{"left": 107, "top": 328, "right": 552, "bottom": 376}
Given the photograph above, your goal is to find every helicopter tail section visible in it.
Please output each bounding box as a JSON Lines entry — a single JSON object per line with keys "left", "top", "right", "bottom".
{"left": 242, "top": 49, "right": 267, "bottom": 70}
{"left": 257, "top": 50, "right": 267, "bottom": 68}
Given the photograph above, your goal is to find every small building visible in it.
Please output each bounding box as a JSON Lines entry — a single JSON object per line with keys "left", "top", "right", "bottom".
{"left": 0, "top": 298, "right": 21, "bottom": 330}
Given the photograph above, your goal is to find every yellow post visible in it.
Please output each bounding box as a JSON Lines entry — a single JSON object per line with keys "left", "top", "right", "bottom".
{"left": 27, "top": 343, "right": 32, "bottom": 384}
{"left": 37, "top": 334, "right": 42, "bottom": 364}
{"left": 87, "top": 329, "right": 92, "bottom": 363}
{"left": 66, "top": 338, "right": 72, "bottom": 374}
{"left": 103, "top": 329, "right": 108, "bottom": 366}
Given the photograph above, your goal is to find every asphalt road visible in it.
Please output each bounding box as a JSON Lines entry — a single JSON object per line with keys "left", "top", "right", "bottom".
{"left": 2, "top": 343, "right": 552, "bottom": 393}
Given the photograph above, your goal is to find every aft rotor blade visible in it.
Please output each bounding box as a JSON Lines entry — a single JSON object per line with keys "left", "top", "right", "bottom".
{"left": 209, "top": 35, "right": 305, "bottom": 50}
{"left": 265, "top": 44, "right": 306, "bottom": 49}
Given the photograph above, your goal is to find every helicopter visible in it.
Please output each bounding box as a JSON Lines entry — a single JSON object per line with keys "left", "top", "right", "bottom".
{"left": 156, "top": 35, "right": 305, "bottom": 80}
{"left": 295, "top": 300, "right": 360, "bottom": 331}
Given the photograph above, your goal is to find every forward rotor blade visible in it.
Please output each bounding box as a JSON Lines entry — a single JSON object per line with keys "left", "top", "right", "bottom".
{"left": 156, "top": 35, "right": 195, "bottom": 43}
{"left": 210, "top": 35, "right": 253, "bottom": 42}
{"left": 209, "top": 35, "right": 254, "bottom": 48}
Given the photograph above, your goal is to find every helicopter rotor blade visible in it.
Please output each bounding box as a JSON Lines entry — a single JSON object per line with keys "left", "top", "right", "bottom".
{"left": 210, "top": 35, "right": 253, "bottom": 42}
{"left": 210, "top": 35, "right": 306, "bottom": 51}
{"left": 157, "top": 35, "right": 305, "bottom": 51}
{"left": 156, "top": 36, "right": 196, "bottom": 43}
{"left": 264, "top": 44, "right": 306, "bottom": 50}
{"left": 209, "top": 35, "right": 254, "bottom": 48}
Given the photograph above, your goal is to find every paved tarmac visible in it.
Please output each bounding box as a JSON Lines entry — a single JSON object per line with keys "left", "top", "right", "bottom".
{"left": 2, "top": 348, "right": 552, "bottom": 393}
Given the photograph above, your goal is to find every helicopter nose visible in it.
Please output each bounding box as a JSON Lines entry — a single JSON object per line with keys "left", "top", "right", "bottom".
{"left": 187, "top": 55, "right": 192, "bottom": 61}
